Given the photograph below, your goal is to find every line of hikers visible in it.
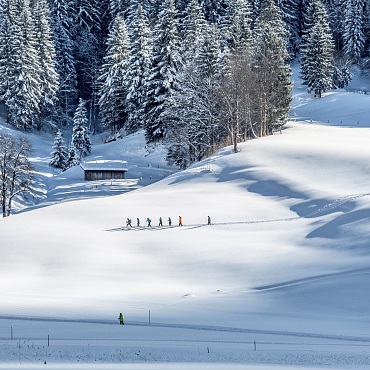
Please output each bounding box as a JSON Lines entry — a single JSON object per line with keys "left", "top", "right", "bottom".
{"left": 126, "top": 215, "right": 211, "bottom": 227}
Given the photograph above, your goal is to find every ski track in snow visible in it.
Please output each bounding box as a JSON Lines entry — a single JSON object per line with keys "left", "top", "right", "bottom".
{"left": 254, "top": 267, "right": 370, "bottom": 291}
{"left": 304, "top": 193, "right": 370, "bottom": 217}
{"left": 107, "top": 193, "right": 370, "bottom": 232}
{"left": 0, "top": 316, "right": 370, "bottom": 345}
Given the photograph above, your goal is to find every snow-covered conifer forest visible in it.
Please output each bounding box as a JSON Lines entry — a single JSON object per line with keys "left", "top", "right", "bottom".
{"left": 1, "top": 0, "right": 363, "bottom": 167}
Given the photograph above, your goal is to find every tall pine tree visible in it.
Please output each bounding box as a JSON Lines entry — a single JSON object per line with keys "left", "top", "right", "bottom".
{"left": 2, "top": 0, "right": 42, "bottom": 130}
{"left": 126, "top": 3, "right": 153, "bottom": 133}
{"left": 75, "top": 0, "right": 103, "bottom": 104}
{"left": 276, "top": 0, "right": 300, "bottom": 57}
{"left": 32, "top": 0, "right": 59, "bottom": 123}
{"left": 166, "top": 23, "right": 225, "bottom": 168}
{"left": 0, "top": 0, "right": 14, "bottom": 118}
{"left": 145, "top": 0, "right": 180, "bottom": 143}
{"left": 50, "top": 129, "right": 68, "bottom": 170}
{"left": 343, "top": 0, "right": 365, "bottom": 62}
{"left": 70, "top": 98, "right": 92, "bottom": 163}
{"left": 201, "top": 0, "right": 227, "bottom": 24}
{"left": 221, "top": 0, "right": 252, "bottom": 51}
{"left": 300, "top": 0, "right": 334, "bottom": 97}
{"left": 252, "top": 0, "right": 292, "bottom": 134}
{"left": 50, "top": 0, "right": 78, "bottom": 125}
{"left": 98, "top": 12, "right": 130, "bottom": 134}
{"left": 181, "top": 0, "right": 207, "bottom": 62}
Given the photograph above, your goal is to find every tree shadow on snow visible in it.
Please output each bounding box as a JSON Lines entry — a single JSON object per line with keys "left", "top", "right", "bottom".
{"left": 307, "top": 209, "right": 370, "bottom": 240}
{"left": 248, "top": 179, "right": 307, "bottom": 200}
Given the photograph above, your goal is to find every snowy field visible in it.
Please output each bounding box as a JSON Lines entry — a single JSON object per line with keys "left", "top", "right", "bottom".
{"left": 1, "top": 68, "right": 370, "bottom": 368}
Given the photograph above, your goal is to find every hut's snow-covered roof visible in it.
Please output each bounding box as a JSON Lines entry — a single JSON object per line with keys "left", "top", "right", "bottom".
{"left": 80, "top": 160, "right": 128, "bottom": 172}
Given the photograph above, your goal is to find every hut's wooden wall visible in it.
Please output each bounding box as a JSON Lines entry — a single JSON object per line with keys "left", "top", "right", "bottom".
{"left": 84, "top": 170, "right": 126, "bottom": 181}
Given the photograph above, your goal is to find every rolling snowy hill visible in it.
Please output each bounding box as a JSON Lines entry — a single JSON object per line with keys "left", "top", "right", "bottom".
{"left": 1, "top": 67, "right": 370, "bottom": 369}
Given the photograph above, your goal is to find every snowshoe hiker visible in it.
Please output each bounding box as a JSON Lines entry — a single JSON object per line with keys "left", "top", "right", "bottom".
{"left": 137, "top": 218, "right": 140, "bottom": 227}
{"left": 178, "top": 216, "right": 183, "bottom": 226}
{"left": 168, "top": 217, "right": 172, "bottom": 226}
{"left": 208, "top": 216, "right": 211, "bottom": 225}
{"left": 159, "top": 217, "right": 163, "bottom": 226}
{"left": 146, "top": 218, "right": 151, "bottom": 227}
{"left": 118, "top": 313, "right": 124, "bottom": 325}
{"left": 126, "top": 218, "right": 132, "bottom": 227}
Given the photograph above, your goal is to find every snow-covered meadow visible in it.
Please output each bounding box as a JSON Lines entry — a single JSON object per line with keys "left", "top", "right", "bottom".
{"left": 1, "top": 68, "right": 370, "bottom": 369}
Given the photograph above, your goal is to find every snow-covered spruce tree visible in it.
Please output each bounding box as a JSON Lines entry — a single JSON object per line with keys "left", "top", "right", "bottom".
{"left": 300, "top": 0, "right": 334, "bottom": 97}
{"left": 98, "top": 12, "right": 130, "bottom": 134}
{"left": 50, "top": 129, "right": 68, "bottom": 170}
{"left": 276, "top": 0, "right": 300, "bottom": 57}
{"left": 165, "top": 61, "right": 224, "bottom": 168}
{"left": 124, "top": 0, "right": 141, "bottom": 27}
{"left": 66, "top": 146, "right": 79, "bottom": 168}
{"left": 322, "top": 0, "right": 344, "bottom": 52}
{"left": 299, "top": 0, "right": 315, "bottom": 37}
{"left": 126, "top": 4, "right": 152, "bottom": 133}
{"left": 144, "top": 0, "right": 181, "bottom": 144}
{"left": 108, "top": 0, "right": 154, "bottom": 27}
{"left": 3, "top": 0, "right": 42, "bottom": 130}
{"left": 332, "top": 55, "right": 352, "bottom": 88}
{"left": 180, "top": 0, "right": 207, "bottom": 62}
{"left": 124, "top": 0, "right": 154, "bottom": 28}
{"left": 166, "top": 23, "right": 226, "bottom": 167}
{"left": 32, "top": 0, "right": 59, "bottom": 124}
{"left": 49, "top": 0, "right": 78, "bottom": 125}
{"left": 0, "top": 0, "right": 14, "bottom": 115}
{"left": 75, "top": 0, "right": 103, "bottom": 101}
{"left": 342, "top": 0, "right": 365, "bottom": 62}
{"left": 109, "top": 0, "right": 130, "bottom": 21}
{"left": 256, "top": 0, "right": 292, "bottom": 131}
{"left": 201, "top": 0, "right": 228, "bottom": 24}
{"left": 221, "top": 0, "right": 252, "bottom": 51}
{"left": 197, "top": 23, "right": 226, "bottom": 81}
{"left": 70, "top": 99, "right": 92, "bottom": 164}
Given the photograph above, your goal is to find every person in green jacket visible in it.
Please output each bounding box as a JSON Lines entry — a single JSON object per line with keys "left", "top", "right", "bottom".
{"left": 118, "top": 313, "right": 124, "bottom": 325}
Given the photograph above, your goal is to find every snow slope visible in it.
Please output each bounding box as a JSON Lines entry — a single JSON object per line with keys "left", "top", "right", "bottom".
{"left": 1, "top": 67, "right": 370, "bottom": 368}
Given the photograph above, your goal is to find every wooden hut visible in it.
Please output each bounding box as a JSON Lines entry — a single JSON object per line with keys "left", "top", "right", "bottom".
{"left": 80, "top": 160, "right": 128, "bottom": 181}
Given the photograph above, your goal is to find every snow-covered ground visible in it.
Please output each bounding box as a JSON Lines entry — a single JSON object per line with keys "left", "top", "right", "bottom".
{"left": 1, "top": 67, "right": 370, "bottom": 369}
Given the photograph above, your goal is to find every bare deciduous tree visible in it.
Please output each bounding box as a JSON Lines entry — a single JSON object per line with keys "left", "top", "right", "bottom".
{"left": 217, "top": 47, "right": 257, "bottom": 153}
{"left": 0, "top": 133, "right": 34, "bottom": 217}
{"left": 217, "top": 0, "right": 292, "bottom": 152}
